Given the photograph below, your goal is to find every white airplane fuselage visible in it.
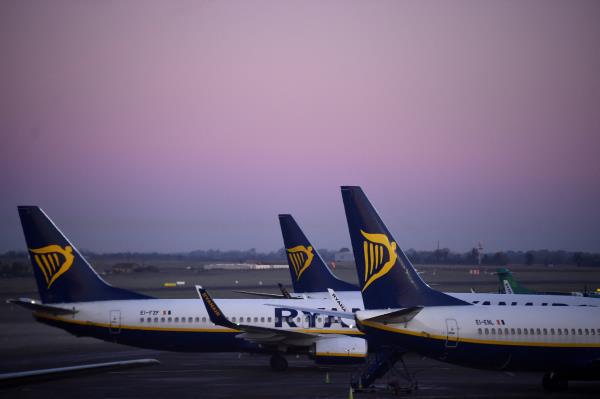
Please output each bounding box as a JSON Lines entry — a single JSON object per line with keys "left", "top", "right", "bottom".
{"left": 35, "top": 298, "right": 361, "bottom": 353}
{"left": 357, "top": 305, "right": 600, "bottom": 372}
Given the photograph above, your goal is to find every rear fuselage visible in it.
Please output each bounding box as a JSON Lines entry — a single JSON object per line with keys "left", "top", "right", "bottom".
{"left": 358, "top": 306, "right": 600, "bottom": 373}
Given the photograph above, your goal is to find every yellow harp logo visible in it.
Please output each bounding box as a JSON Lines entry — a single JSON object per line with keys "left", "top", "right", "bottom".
{"left": 286, "top": 245, "right": 314, "bottom": 280}
{"left": 360, "top": 230, "right": 398, "bottom": 291}
{"left": 30, "top": 245, "right": 75, "bottom": 288}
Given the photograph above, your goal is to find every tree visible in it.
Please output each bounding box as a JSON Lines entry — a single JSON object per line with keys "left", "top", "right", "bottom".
{"left": 525, "top": 251, "right": 535, "bottom": 266}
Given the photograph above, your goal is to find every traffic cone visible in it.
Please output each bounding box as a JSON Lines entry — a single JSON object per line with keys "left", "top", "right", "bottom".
{"left": 325, "top": 372, "right": 331, "bottom": 384}
{"left": 348, "top": 387, "right": 354, "bottom": 399}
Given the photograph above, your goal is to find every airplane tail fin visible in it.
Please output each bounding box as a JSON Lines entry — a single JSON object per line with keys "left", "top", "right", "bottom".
{"left": 340, "top": 187, "right": 468, "bottom": 309}
{"left": 496, "top": 268, "right": 531, "bottom": 294}
{"left": 278, "top": 214, "right": 358, "bottom": 293}
{"left": 18, "top": 206, "right": 152, "bottom": 303}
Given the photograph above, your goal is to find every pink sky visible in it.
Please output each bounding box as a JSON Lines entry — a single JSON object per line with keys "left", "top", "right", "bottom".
{"left": 1, "top": 1, "right": 599, "bottom": 253}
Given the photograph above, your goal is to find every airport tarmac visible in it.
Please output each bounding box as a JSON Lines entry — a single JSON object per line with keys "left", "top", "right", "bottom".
{"left": 2, "top": 265, "right": 600, "bottom": 398}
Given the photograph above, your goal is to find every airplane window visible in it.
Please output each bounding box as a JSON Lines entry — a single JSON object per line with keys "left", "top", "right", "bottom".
{"left": 497, "top": 328, "right": 502, "bottom": 335}
{"left": 296, "top": 317, "right": 301, "bottom": 323}
{"left": 585, "top": 329, "right": 589, "bottom": 335}
{"left": 484, "top": 328, "right": 489, "bottom": 335}
{"left": 530, "top": 328, "right": 534, "bottom": 335}
{"left": 174, "top": 317, "right": 179, "bottom": 322}
{"left": 536, "top": 328, "right": 541, "bottom": 335}
{"left": 511, "top": 302, "right": 517, "bottom": 306}
{"left": 525, "top": 303, "right": 533, "bottom": 306}
{"left": 247, "top": 317, "right": 251, "bottom": 323}
{"left": 565, "top": 329, "right": 569, "bottom": 335}
{"left": 498, "top": 302, "right": 506, "bottom": 306}
{"left": 572, "top": 329, "right": 576, "bottom": 335}
{"left": 578, "top": 329, "right": 583, "bottom": 335}
{"left": 268, "top": 317, "right": 272, "bottom": 323}
{"left": 202, "top": 317, "right": 207, "bottom": 323}
{"left": 253, "top": 317, "right": 258, "bottom": 322}
{"left": 491, "top": 328, "right": 496, "bottom": 335}
{"left": 523, "top": 329, "right": 528, "bottom": 335}
{"left": 317, "top": 317, "right": 322, "bottom": 323}
{"left": 517, "top": 328, "right": 522, "bottom": 335}
{"left": 511, "top": 328, "right": 516, "bottom": 335}
{"left": 168, "top": 317, "right": 172, "bottom": 322}
{"left": 504, "top": 328, "right": 509, "bottom": 335}
{"left": 232, "top": 317, "right": 236, "bottom": 322}
{"left": 195, "top": 317, "right": 200, "bottom": 322}
{"left": 147, "top": 317, "right": 151, "bottom": 323}
{"left": 154, "top": 317, "right": 158, "bottom": 323}
{"left": 482, "top": 301, "right": 490, "bottom": 305}
{"left": 181, "top": 317, "right": 186, "bottom": 323}
{"left": 161, "top": 317, "right": 165, "bottom": 323}
{"left": 591, "top": 329, "right": 595, "bottom": 336}
{"left": 478, "top": 328, "right": 482, "bottom": 335}
{"left": 543, "top": 328, "right": 547, "bottom": 335}
{"left": 140, "top": 317, "right": 144, "bottom": 323}
{"left": 260, "top": 317, "right": 265, "bottom": 323}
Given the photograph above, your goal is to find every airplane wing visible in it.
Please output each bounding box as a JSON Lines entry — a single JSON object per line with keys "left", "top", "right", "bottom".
{"left": 233, "top": 290, "right": 291, "bottom": 299}
{"left": 0, "top": 359, "right": 159, "bottom": 388}
{"left": 7, "top": 298, "right": 78, "bottom": 315}
{"left": 233, "top": 283, "right": 301, "bottom": 299}
{"left": 196, "top": 286, "right": 318, "bottom": 345}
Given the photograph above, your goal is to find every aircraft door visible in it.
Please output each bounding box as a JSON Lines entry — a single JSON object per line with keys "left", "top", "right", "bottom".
{"left": 109, "top": 310, "right": 121, "bottom": 334}
{"left": 445, "top": 318, "right": 459, "bottom": 348}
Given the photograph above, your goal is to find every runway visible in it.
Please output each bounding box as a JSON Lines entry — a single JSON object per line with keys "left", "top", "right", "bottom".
{"left": 3, "top": 264, "right": 600, "bottom": 398}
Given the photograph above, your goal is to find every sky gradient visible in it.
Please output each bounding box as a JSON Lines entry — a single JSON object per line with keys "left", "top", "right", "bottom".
{"left": 1, "top": 1, "right": 599, "bottom": 253}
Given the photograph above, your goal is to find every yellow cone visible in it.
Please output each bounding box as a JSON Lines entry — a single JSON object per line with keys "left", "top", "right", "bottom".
{"left": 348, "top": 387, "right": 354, "bottom": 399}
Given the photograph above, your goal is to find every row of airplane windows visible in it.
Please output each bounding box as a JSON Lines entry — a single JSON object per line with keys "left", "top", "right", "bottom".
{"left": 139, "top": 316, "right": 338, "bottom": 324}
{"left": 477, "top": 327, "right": 600, "bottom": 336}
{"left": 472, "top": 301, "right": 571, "bottom": 306}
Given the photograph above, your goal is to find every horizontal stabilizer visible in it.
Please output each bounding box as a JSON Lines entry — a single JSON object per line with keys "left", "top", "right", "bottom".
{"left": 7, "top": 298, "right": 78, "bottom": 315}
{"left": 363, "top": 306, "right": 423, "bottom": 324}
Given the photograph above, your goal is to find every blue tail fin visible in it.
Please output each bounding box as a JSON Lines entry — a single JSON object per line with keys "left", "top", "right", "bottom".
{"left": 18, "top": 206, "right": 152, "bottom": 303}
{"left": 278, "top": 214, "right": 358, "bottom": 293}
{"left": 340, "top": 187, "right": 468, "bottom": 309}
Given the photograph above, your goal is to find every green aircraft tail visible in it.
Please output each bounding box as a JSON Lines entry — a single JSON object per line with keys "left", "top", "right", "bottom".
{"left": 496, "top": 268, "right": 535, "bottom": 294}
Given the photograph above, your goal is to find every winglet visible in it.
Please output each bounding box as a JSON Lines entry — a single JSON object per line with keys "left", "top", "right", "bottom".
{"left": 278, "top": 283, "right": 292, "bottom": 299}
{"left": 195, "top": 286, "right": 236, "bottom": 329}
{"left": 327, "top": 289, "right": 349, "bottom": 312}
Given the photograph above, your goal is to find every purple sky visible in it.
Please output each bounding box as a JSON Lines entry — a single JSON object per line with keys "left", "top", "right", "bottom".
{"left": 1, "top": 1, "right": 599, "bottom": 253}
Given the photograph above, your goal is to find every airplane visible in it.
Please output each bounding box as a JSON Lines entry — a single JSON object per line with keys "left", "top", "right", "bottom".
{"left": 497, "top": 267, "right": 600, "bottom": 298}
{"left": 336, "top": 186, "right": 600, "bottom": 391}
{"left": 259, "top": 214, "right": 600, "bottom": 307}
{"left": 9, "top": 206, "right": 368, "bottom": 371}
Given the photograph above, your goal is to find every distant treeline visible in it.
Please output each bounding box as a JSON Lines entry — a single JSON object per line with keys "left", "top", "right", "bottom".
{"left": 2, "top": 248, "right": 600, "bottom": 269}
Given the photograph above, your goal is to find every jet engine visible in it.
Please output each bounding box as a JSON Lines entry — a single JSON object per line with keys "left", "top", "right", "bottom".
{"left": 310, "top": 336, "right": 367, "bottom": 364}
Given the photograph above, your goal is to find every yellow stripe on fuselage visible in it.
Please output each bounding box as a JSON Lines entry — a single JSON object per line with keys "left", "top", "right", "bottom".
{"left": 360, "top": 320, "right": 600, "bottom": 348}
{"left": 34, "top": 313, "right": 364, "bottom": 335}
